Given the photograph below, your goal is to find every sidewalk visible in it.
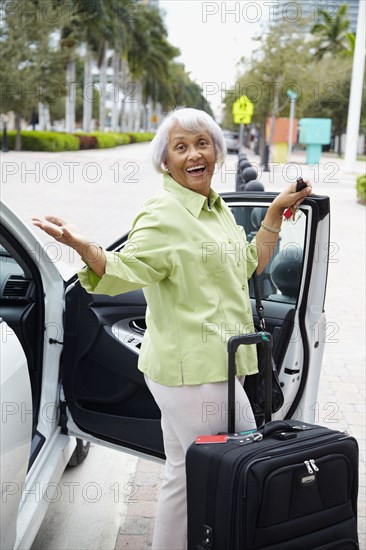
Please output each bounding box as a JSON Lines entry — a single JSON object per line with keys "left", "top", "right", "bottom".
{"left": 115, "top": 150, "right": 366, "bottom": 549}
{"left": 115, "top": 460, "right": 164, "bottom": 549}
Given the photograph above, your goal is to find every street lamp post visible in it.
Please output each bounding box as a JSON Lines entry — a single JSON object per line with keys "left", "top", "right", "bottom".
{"left": 344, "top": 0, "right": 366, "bottom": 171}
{"left": 239, "top": 123, "right": 244, "bottom": 148}
{"left": 287, "top": 89, "right": 298, "bottom": 163}
{"left": 2, "top": 117, "right": 9, "bottom": 152}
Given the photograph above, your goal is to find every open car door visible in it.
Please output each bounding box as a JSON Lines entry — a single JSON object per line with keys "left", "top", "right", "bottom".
{"left": 62, "top": 192, "right": 330, "bottom": 460}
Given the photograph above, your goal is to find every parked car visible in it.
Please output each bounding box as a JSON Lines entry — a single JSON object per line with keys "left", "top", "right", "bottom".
{"left": 223, "top": 130, "right": 240, "bottom": 153}
{"left": 0, "top": 191, "right": 330, "bottom": 549}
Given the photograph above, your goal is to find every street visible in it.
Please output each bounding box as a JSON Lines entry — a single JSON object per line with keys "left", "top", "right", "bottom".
{"left": 1, "top": 143, "right": 365, "bottom": 549}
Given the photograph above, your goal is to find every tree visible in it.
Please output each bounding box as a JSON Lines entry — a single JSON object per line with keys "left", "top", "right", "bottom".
{"left": 222, "top": 12, "right": 366, "bottom": 159}
{"left": 300, "top": 55, "right": 364, "bottom": 155}
{"left": 88, "top": 0, "right": 136, "bottom": 131}
{"left": 51, "top": 0, "right": 137, "bottom": 132}
{"left": 126, "top": 4, "right": 179, "bottom": 129}
{"left": 0, "top": 0, "right": 66, "bottom": 149}
{"left": 311, "top": 3, "right": 354, "bottom": 59}
{"left": 53, "top": 0, "right": 87, "bottom": 132}
{"left": 0, "top": 0, "right": 215, "bottom": 141}
{"left": 48, "top": 56, "right": 99, "bottom": 125}
{"left": 166, "top": 62, "right": 213, "bottom": 114}
{"left": 56, "top": 0, "right": 105, "bottom": 132}
{"left": 222, "top": 19, "right": 311, "bottom": 152}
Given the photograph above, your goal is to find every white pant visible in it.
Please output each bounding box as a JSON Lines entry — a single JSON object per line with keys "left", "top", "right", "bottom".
{"left": 144, "top": 375, "right": 256, "bottom": 550}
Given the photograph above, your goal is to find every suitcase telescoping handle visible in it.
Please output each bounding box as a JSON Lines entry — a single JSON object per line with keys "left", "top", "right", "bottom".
{"left": 227, "top": 332, "right": 273, "bottom": 433}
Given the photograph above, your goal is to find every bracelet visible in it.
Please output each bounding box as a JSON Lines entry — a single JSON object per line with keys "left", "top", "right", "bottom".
{"left": 260, "top": 221, "right": 281, "bottom": 234}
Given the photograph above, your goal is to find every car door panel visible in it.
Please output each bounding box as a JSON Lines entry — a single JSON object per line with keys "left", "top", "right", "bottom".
{"left": 62, "top": 283, "right": 164, "bottom": 458}
{"left": 62, "top": 193, "right": 330, "bottom": 453}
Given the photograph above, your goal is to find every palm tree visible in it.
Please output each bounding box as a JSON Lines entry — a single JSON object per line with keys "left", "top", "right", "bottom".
{"left": 311, "top": 3, "right": 354, "bottom": 59}
{"left": 55, "top": 0, "right": 86, "bottom": 132}
{"left": 55, "top": 0, "right": 136, "bottom": 132}
{"left": 166, "top": 62, "right": 213, "bottom": 114}
{"left": 126, "top": 4, "right": 179, "bottom": 130}
{"left": 82, "top": 46, "right": 93, "bottom": 133}
{"left": 0, "top": 0, "right": 65, "bottom": 148}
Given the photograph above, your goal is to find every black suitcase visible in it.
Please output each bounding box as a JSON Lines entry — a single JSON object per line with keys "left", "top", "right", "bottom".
{"left": 186, "top": 333, "right": 359, "bottom": 550}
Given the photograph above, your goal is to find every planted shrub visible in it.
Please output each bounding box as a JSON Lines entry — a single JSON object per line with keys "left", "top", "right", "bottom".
{"left": 0, "top": 130, "right": 153, "bottom": 151}
{"left": 0, "top": 130, "right": 16, "bottom": 149}
{"left": 91, "top": 132, "right": 131, "bottom": 148}
{"left": 0, "top": 131, "right": 79, "bottom": 151}
{"left": 128, "top": 132, "right": 155, "bottom": 143}
{"left": 356, "top": 174, "right": 366, "bottom": 205}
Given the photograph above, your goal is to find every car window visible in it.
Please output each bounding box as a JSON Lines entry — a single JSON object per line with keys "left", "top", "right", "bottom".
{"left": 223, "top": 131, "right": 239, "bottom": 139}
{"left": 230, "top": 205, "right": 306, "bottom": 305}
{"left": 0, "top": 241, "right": 27, "bottom": 283}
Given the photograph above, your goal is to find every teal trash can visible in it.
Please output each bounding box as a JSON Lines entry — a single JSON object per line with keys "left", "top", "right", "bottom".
{"left": 299, "top": 118, "right": 332, "bottom": 164}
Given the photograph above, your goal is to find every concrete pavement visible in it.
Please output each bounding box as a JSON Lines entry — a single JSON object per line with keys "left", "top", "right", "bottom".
{"left": 30, "top": 445, "right": 138, "bottom": 550}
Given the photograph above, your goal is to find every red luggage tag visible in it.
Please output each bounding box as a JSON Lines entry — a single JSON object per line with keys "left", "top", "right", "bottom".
{"left": 195, "top": 434, "right": 228, "bottom": 444}
{"left": 283, "top": 207, "right": 294, "bottom": 220}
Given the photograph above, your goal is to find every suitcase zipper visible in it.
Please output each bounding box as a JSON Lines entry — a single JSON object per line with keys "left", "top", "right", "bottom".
{"left": 304, "top": 460, "right": 313, "bottom": 474}
{"left": 256, "top": 431, "right": 349, "bottom": 459}
{"left": 304, "top": 459, "right": 319, "bottom": 473}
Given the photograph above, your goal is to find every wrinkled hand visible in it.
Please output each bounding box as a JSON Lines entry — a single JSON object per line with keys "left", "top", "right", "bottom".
{"left": 32, "top": 215, "right": 106, "bottom": 276}
{"left": 31, "top": 215, "right": 88, "bottom": 249}
{"left": 271, "top": 179, "right": 312, "bottom": 214}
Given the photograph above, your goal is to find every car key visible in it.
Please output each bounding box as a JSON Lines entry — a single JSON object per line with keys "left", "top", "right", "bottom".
{"left": 284, "top": 177, "right": 307, "bottom": 221}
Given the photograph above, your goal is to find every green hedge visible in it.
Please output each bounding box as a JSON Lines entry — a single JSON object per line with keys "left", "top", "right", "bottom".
{"left": 128, "top": 132, "right": 155, "bottom": 143}
{"left": 90, "top": 131, "right": 131, "bottom": 148}
{"left": 356, "top": 174, "right": 366, "bottom": 204}
{"left": 0, "top": 130, "right": 79, "bottom": 151}
{"left": 0, "top": 130, "right": 154, "bottom": 151}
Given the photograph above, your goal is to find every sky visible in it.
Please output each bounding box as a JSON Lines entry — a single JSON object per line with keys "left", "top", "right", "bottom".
{"left": 159, "top": 0, "right": 272, "bottom": 119}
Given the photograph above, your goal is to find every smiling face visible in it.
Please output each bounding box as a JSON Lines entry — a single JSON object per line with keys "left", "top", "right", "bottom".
{"left": 164, "top": 122, "right": 217, "bottom": 197}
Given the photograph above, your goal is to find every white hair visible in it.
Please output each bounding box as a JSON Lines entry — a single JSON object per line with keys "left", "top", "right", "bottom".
{"left": 150, "top": 107, "right": 227, "bottom": 174}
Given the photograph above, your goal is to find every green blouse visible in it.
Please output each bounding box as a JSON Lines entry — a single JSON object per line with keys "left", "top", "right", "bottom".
{"left": 77, "top": 175, "right": 258, "bottom": 386}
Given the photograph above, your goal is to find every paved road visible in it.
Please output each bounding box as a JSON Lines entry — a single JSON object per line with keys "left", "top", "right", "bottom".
{"left": 1, "top": 144, "right": 365, "bottom": 549}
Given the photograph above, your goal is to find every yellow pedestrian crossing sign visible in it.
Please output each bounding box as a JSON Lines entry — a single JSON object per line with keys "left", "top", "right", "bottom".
{"left": 232, "top": 95, "right": 254, "bottom": 124}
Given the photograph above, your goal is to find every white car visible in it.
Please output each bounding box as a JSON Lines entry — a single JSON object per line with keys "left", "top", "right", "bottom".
{"left": 223, "top": 130, "right": 240, "bottom": 153}
{"left": 0, "top": 191, "right": 330, "bottom": 549}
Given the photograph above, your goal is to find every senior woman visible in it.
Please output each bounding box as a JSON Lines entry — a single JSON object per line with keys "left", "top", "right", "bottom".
{"left": 32, "top": 108, "right": 312, "bottom": 550}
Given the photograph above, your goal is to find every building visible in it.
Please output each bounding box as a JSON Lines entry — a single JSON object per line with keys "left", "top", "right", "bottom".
{"left": 272, "top": 0, "right": 359, "bottom": 33}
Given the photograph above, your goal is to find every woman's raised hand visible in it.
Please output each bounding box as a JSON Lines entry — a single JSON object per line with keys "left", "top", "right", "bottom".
{"left": 32, "top": 215, "right": 106, "bottom": 277}
{"left": 31, "top": 215, "right": 88, "bottom": 249}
